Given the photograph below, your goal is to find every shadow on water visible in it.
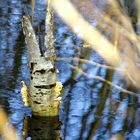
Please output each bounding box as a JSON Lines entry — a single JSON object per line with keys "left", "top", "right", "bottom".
{"left": 22, "top": 115, "right": 61, "bottom": 140}
{"left": 28, "top": 116, "right": 61, "bottom": 140}
{"left": 1, "top": 0, "right": 140, "bottom": 140}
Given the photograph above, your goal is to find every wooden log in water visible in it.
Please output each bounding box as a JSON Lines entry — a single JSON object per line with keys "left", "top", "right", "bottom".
{"left": 22, "top": 14, "right": 61, "bottom": 116}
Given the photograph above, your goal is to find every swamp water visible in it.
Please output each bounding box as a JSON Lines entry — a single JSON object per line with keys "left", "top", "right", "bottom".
{"left": 0, "top": 0, "right": 140, "bottom": 139}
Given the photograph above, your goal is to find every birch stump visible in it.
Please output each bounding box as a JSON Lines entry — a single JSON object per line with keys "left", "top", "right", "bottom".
{"left": 22, "top": 7, "right": 61, "bottom": 116}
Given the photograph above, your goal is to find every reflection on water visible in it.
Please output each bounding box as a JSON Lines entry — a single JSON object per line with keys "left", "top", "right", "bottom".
{"left": 0, "top": 0, "right": 140, "bottom": 140}
{"left": 0, "top": 0, "right": 31, "bottom": 139}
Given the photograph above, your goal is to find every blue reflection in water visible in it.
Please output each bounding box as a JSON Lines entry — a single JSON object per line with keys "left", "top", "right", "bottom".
{"left": 112, "top": 100, "right": 128, "bottom": 133}
{"left": 1, "top": 0, "right": 140, "bottom": 140}
{"left": 0, "top": 0, "right": 31, "bottom": 139}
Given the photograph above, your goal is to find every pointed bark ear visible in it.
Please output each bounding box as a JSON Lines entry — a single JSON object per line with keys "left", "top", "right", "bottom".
{"left": 22, "top": 15, "right": 41, "bottom": 62}
{"left": 44, "top": 0, "right": 55, "bottom": 59}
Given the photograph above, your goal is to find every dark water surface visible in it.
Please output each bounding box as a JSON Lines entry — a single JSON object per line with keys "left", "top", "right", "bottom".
{"left": 0, "top": 0, "right": 140, "bottom": 140}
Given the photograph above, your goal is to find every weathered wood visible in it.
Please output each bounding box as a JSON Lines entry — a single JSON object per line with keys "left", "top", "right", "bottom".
{"left": 44, "top": 0, "right": 55, "bottom": 59}
{"left": 22, "top": 16, "right": 40, "bottom": 62}
{"left": 22, "top": 15, "right": 61, "bottom": 116}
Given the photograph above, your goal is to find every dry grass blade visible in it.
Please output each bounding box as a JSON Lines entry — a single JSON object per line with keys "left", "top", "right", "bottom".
{"left": 51, "top": 0, "right": 140, "bottom": 87}
{"left": 0, "top": 109, "right": 19, "bottom": 140}
{"left": 51, "top": 0, "right": 120, "bottom": 66}
{"left": 31, "top": 0, "right": 35, "bottom": 23}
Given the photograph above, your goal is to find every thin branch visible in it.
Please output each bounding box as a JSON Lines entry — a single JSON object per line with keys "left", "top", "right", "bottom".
{"left": 57, "top": 57, "right": 138, "bottom": 85}
{"left": 70, "top": 65, "right": 139, "bottom": 97}
{"left": 57, "top": 57, "right": 126, "bottom": 72}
